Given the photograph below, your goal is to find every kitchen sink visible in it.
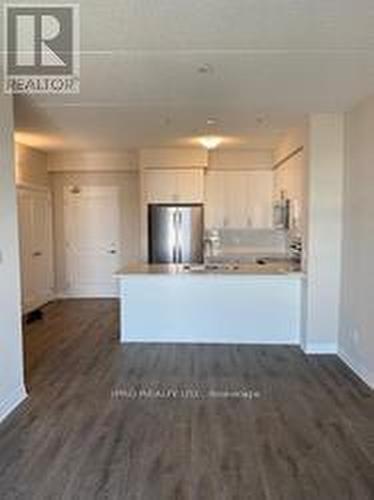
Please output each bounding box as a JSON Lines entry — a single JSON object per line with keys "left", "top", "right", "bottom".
{"left": 182, "top": 258, "right": 299, "bottom": 275}
{"left": 184, "top": 262, "right": 241, "bottom": 272}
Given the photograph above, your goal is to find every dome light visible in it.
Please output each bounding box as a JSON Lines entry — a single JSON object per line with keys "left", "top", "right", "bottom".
{"left": 199, "top": 136, "right": 222, "bottom": 150}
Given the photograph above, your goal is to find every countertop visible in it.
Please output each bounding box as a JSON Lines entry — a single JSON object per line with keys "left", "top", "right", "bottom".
{"left": 116, "top": 260, "right": 304, "bottom": 277}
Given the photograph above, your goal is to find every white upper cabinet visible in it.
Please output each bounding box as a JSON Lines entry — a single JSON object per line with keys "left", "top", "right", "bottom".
{"left": 247, "top": 171, "right": 274, "bottom": 228}
{"left": 205, "top": 171, "right": 273, "bottom": 229}
{"left": 225, "top": 172, "right": 249, "bottom": 228}
{"left": 143, "top": 170, "right": 176, "bottom": 203}
{"left": 204, "top": 171, "right": 225, "bottom": 228}
{"left": 143, "top": 169, "right": 204, "bottom": 204}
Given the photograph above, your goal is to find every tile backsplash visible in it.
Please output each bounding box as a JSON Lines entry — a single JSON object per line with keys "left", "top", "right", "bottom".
{"left": 205, "top": 228, "right": 288, "bottom": 259}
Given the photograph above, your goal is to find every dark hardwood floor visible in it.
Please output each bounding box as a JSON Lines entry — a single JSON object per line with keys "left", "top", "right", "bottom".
{"left": 0, "top": 299, "right": 373, "bottom": 499}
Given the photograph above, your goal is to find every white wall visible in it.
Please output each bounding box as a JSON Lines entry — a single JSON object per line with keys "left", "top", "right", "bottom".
{"left": 273, "top": 126, "right": 308, "bottom": 165}
{"left": 339, "top": 95, "right": 374, "bottom": 387}
{"left": 302, "top": 114, "right": 344, "bottom": 353}
{"left": 51, "top": 171, "right": 140, "bottom": 295}
{"left": 0, "top": 95, "right": 27, "bottom": 422}
{"left": 48, "top": 150, "right": 138, "bottom": 172}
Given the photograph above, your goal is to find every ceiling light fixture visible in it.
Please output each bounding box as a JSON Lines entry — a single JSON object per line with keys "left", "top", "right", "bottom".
{"left": 199, "top": 136, "right": 222, "bottom": 150}
{"left": 206, "top": 118, "right": 217, "bottom": 126}
{"left": 197, "top": 63, "right": 214, "bottom": 75}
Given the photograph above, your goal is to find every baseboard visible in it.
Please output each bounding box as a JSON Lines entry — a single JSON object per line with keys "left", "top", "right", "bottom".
{"left": 302, "top": 342, "right": 337, "bottom": 354}
{"left": 121, "top": 338, "right": 300, "bottom": 345}
{"left": 0, "top": 385, "right": 27, "bottom": 424}
{"left": 338, "top": 349, "right": 374, "bottom": 390}
{"left": 23, "top": 292, "right": 55, "bottom": 315}
{"left": 56, "top": 291, "right": 119, "bottom": 299}
{"left": 55, "top": 293, "right": 119, "bottom": 300}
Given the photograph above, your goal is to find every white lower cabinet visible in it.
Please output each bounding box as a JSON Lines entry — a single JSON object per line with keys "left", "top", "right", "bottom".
{"left": 17, "top": 187, "right": 54, "bottom": 313}
{"left": 205, "top": 170, "right": 273, "bottom": 229}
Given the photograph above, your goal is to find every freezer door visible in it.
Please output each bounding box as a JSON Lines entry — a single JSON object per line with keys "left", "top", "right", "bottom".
{"left": 176, "top": 206, "right": 204, "bottom": 263}
{"left": 149, "top": 205, "right": 178, "bottom": 263}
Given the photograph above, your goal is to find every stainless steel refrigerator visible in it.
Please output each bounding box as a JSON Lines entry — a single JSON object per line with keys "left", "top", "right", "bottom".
{"left": 148, "top": 204, "right": 204, "bottom": 264}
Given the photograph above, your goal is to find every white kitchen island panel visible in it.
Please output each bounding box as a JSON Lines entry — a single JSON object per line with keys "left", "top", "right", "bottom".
{"left": 119, "top": 273, "right": 302, "bottom": 344}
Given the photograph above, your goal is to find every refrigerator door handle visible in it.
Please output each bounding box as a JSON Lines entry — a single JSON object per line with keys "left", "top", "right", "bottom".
{"left": 172, "top": 211, "right": 178, "bottom": 263}
{"left": 177, "top": 210, "right": 183, "bottom": 263}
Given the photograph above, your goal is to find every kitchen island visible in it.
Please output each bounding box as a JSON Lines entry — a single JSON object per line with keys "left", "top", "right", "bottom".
{"left": 117, "top": 262, "right": 304, "bottom": 344}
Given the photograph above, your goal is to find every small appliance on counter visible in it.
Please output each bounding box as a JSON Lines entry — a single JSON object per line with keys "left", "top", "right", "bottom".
{"left": 273, "top": 192, "right": 290, "bottom": 230}
{"left": 204, "top": 228, "right": 221, "bottom": 259}
{"left": 148, "top": 204, "right": 204, "bottom": 264}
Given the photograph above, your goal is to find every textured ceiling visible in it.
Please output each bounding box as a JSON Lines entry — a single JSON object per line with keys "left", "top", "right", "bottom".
{"left": 9, "top": 0, "right": 374, "bottom": 151}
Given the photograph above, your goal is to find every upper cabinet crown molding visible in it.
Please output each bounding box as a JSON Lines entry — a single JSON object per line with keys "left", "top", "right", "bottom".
{"left": 48, "top": 150, "right": 138, "bottom": 172}
{"left": 140, "top": 148, "right": 208, "bottom": 169}
{"left": 15, "top": 142, "right": 49, "bottom": 187}
{"left": 208, "top": 150, "right": 273, "bottom": 170}
{"left": 16, "top": 181, "right": 50, "bottom": 192}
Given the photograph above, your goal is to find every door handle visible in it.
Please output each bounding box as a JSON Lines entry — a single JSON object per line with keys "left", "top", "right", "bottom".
{"left": 172, "top": 211, "right": 178, "bottom": 263}
{"left": 178, "top": 211, "right": 183, "bottom": 262}
{"left": 107, "top": 250, "right": 117, "bottom": 254}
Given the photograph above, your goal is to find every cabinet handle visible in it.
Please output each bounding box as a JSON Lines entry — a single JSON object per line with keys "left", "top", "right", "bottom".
{"left": 32, "top": 251, "right": 42, "bottom": 257}
{"left": 107, "top": 250, "right": 117, "bottom": 254}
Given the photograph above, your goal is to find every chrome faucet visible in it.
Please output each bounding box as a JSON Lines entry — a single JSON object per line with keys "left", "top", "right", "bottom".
{"left": 203, "top": 230, "right": 221, "bottom": 261}
{"left": 204, "top": 237, "right": 214, "bottom": 259}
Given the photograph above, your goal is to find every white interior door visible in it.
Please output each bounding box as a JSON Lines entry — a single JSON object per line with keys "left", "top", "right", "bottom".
{"left": 18, "top": 188, "right": 54, "bottom": 313}
{"left": 64, "top": 186, "right": 122, "bottom": 297}
{"left": 18, "top": 190, "right": 34, "bottom": 311}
